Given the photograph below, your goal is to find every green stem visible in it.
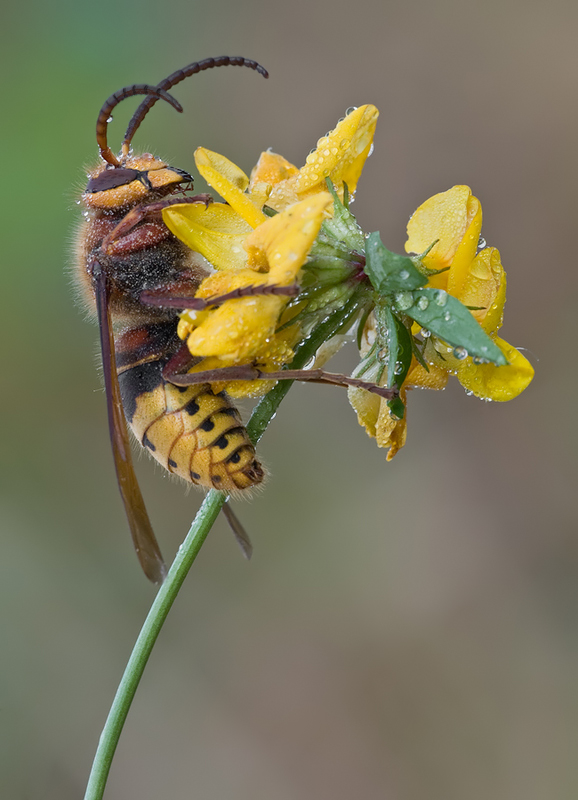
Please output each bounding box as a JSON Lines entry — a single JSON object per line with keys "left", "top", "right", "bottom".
{"left": 83, "top": 489, "right": 226, "bottom": 800}
{"left": 83, "top": 297, "right": 360, "bottom": 800}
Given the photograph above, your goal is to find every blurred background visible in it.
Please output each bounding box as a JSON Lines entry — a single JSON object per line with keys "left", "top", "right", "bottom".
{"left": 1, "top": 0, "right": 577, "bottom": 798}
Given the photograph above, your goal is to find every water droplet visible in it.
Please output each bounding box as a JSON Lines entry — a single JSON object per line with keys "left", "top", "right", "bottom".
{"left": 477, "top": 235, "right": 487, "bottom": 250}
{"left": 394, "top": 292, "right": 413, "bottom": 311}
{"left": 453, "top": 346, "right": 468, "bottom": 360}
{"left": 394, "top": 361, "right": 404, "bottom": 375}
{"left": 107, "top": 115, "right": 113, "bottom": 123}
{"left": 378, "top": 348, "right": 389, "bottom": 362}
{"left": 420, "top": 328, "right": 431, "bottom": 338}
{"left": 368, "top": 143, "right": 374, "bottom": 157}
{"left": 472, "top": 356, "right": 488, "bottom": 365}
{"left": 345, "top": 106, "right": 357, "bottom": 115}
{"left": 435, "top": 290, "right": 448, "bottom": 306}
{"left": 443, "top": 311, "right": 451, "bottom": 321}
{"left": 400, "top": 269, "right": 410, "bottom": 280}
{"left": 464, "top": 389, "right": 474, "bottom": 397}
{"left": 340, "top": 138, "right": 350, "bottom": 149}
{"left": 417, "top": 296, "right": 429, "bottom": 311}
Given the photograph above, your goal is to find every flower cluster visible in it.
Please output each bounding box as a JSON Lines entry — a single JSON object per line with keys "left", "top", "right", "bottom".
{"left": 163, "top": 103, "right": 533, "bottom": 457}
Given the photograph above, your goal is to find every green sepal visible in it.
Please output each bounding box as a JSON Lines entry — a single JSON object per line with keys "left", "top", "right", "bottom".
{"left": 410, "top": 335, "right": 430, "bottom": 372}
{"left": 394, "top": 288, "right": 508, "bottom": 366}
{"left": 387, "top": 396, "right": 405, "bottom": 420}
{"left": 322, "top": 179, "right": 365, "bottom": 252}
{"left": 375, "top": 305, "right": 413, "bottom": 389}
{"left": 365, "top": 232, "right": 427, "bottom": 295}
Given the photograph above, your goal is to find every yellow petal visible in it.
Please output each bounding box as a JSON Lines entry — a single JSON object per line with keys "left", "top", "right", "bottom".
{"left": 405, "top": 185, "right": 477, "bottom": 269}
{"left": 446, "top": 197, "right": 482, "bottom": 297}
{"left": 348, "top": 385, "right": 380, "bottom": 439}
{"left": 406, "top": 360, "right": 449, "bottom": 390}
{"left": 185, "top": 295, "right": 285, "bottom": 363}
{"left": 244, "top": 193, "right": 333, "bottom": 283}
{"left": 163, "top": 202, "right": 252, "bottom": 271}
{"left": 377, "top": 410, "right": 407, "bottom": 461}
{"left": 456, "top": 246, "right": 505, "bottom": 329}
{"left": 194, "top": 147, "right": 267, "bottom": 229}
{"left": 267, "top": 105, "right": 379, "bottom": 210}
{"left": 457, "top": 336, "right": 534, "bottom": 401}
{"left": 250, "top": 151, "right": 299, "bottom": 189}
{"left": 348, "top": 385, "right": 408, "bottom": 460}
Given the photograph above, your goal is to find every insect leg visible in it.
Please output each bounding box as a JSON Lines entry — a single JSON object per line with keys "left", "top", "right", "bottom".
{"left": 101, "top": 195, "right": 213, "bottom": 255}
{"left": 165, "top": 363, "right": 399, "bottom": 401}
{"left": 140, "top": 283, "right": 301, "bottom": 310}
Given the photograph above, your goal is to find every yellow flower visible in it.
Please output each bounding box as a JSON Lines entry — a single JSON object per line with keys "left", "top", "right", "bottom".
{"left": 405, "top": 185, "right": 534, "bottom": 402}
{"left": 348, "top": 317, "right": 449, "bottom": 461}
{"left": 350, "top": 186, "right": 534, "bottom": 460}
{"left": 162, "top": 105, "right": 379, "bottom": 397}
{"left": 162, "top": 104, "right": 378, "bottom": 269}
{"left": 176, "top": 193, "right": 333, "bottom": 397}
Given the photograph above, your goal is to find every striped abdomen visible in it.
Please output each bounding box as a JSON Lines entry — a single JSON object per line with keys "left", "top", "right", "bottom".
{"left": 117, "top": 324, "right": 265, "bottom": 494}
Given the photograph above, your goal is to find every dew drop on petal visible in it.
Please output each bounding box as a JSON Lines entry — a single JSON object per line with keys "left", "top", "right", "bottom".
{"left": 340, "top": 138, "right": 350, "bottom": 149}
{"left": 345, "top": 106, "right": 357, "bottom": 115}
{"left": 453, "top": 346, "right": 468, "bottom": 360}
{"left": 421, "top": 328, "right": 431, "bottom": 338}
{"left": 477, "top": 235, "right": 487, "bottom": 250}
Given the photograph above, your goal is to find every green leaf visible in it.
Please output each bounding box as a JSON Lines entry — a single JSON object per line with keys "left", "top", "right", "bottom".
{"left": 322, "top": 179, "right": 365, "bottom": 251}
{"left": 365, "top": 232, "right": 427, "bottom": 294}
{"left": 394, "top": 288, "right": 508, "bottom": 366}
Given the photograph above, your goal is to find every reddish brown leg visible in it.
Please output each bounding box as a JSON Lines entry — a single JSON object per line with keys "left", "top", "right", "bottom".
{"left": 101, "top": 194, "right": 213, "bottom": 255}
{"left": 164, "top": 360, "right": 398, "bottom": 401}
{"left": 141, "top": 282, "right": 300, "bottom": 310}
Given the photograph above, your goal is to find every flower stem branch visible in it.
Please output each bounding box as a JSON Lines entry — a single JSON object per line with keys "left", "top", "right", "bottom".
{"left": 83, "top": 298, "right": 360, "bottom": 800}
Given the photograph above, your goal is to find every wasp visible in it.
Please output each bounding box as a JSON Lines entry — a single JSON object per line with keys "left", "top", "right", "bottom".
{"left": 75, "top": 57, "right": 396, "bottom": 583}
{"left": 75, "top": 57, "right": 273, "bottom": 583}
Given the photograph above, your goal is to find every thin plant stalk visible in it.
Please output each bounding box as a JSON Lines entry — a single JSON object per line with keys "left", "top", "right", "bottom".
{"left": 83, "top": 298, "right": 360, "bottom": 800}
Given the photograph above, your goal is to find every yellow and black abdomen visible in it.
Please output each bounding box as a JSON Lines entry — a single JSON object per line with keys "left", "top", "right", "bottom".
{"left": 116, "top": 323, "right": 264, "bottom": 494}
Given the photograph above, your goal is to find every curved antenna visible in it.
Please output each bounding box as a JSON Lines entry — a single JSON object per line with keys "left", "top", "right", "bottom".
{"left": 121, "top": 56, "right": 269, "bottom": 158}
{"left": 96, "top": 85, "right": 184, "bottom": 167}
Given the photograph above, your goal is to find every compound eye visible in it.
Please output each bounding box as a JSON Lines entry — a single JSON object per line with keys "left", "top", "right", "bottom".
{"left": 86, "top": 168, "right": 140, "bottom": 193}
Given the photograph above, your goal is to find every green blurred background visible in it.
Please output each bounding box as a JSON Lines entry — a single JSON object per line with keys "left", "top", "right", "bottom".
{"left": 2, "top": 0, "right": 577, "bottom": 797}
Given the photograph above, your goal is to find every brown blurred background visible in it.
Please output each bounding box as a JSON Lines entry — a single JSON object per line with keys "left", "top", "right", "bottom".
{"left": 1, "top": 1, "right": 577, "bottom": 798}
